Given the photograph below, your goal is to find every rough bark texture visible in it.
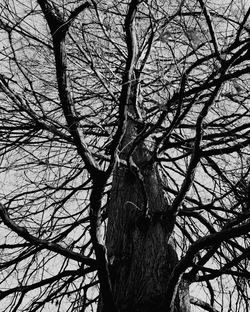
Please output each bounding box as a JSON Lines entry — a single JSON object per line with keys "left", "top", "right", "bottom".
{"left": 101, "top": 26, "right": 190, "bottom": 308}
{"left": 104, "top": 148, "right": 190, "bottom": 312}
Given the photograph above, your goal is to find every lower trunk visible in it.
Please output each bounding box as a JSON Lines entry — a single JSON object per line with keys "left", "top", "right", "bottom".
{"left": 103, "top": 157, "right": 190, "bottom": 312}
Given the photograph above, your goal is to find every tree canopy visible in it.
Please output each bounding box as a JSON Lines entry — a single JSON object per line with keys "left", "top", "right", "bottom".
{"left": 0, "top": 0, "right": 250, "bottom": 311}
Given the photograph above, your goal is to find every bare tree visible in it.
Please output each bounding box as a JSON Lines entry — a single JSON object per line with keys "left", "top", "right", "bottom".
{"left": 0, "top": 1, "right": 250, "bottom": 312}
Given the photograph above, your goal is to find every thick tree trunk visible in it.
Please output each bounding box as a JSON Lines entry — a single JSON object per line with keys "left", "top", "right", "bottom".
{"left": 101, "top": 34, "right": 190, "bottom": 309}
{"left": 104, "top": 146, "right": 190, "bottom": 312}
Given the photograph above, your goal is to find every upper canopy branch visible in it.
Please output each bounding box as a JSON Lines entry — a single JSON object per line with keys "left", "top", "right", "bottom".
{"left": 37, "top": 0, "right": 91, "bottom": 39}
{"left": 106, "top": 0, "right": 141, "bottom": 161}
{"left": 37, "top": 0, "right": 104, "bottom": 179}
{"left": 198, "top": 0, "right": 221, "bottom": 62}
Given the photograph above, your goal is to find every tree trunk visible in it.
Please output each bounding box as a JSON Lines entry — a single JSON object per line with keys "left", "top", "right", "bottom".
{"left": 104, "top": 144, "right": 190, "bottom": 312}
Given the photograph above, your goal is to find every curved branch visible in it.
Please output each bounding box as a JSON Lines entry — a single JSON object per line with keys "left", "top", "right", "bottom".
{"left": 0, "top": 204, "right": 96, "bottom": 267}
{"left": 0, "top": 268, "right": 92, "bottom": 300}
{"left": 166, "top": 215, "right": 250, "bottom": 311}
{"left": 38, "top": 0, "right": 103, "bottom": 179}
{"left": 170, "top": 71, "right": 225, "bottom": 216}
{"left": 107, "top": 0, "right": 141, "bottom": 158}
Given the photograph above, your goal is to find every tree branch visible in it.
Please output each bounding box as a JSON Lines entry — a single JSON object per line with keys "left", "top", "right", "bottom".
{"left": 0, "top": 75, "right": 72, "bottom": 142}
{"left": 190, "top": 296, "right": 219, "bottom": 312}
{"left": 170, "top": 72, "right": 225, "bottom": 216}
{"left": 0, "top": 203, "right": 96, "bottom": 267}
{"left": 166, "top": 216, "right": 250, "bottom": 311}
{"left": 0, "top": 268, "right": 92, "bottom": 300}
{"left": 107, "top": 0, "right": 141, "bottom": 158}
{"left": 89, "top": 180, "right": 118, "bottom": 312}
{"left": 38, "top": 0, "right": 103, "bottom": 179}
{"left": 198, "top": 0, "right": 221, "bottom": 62}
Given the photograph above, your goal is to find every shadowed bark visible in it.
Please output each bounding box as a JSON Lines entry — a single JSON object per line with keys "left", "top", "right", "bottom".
{"left": 105, "top": 154, "right": 190, "bottom": 312}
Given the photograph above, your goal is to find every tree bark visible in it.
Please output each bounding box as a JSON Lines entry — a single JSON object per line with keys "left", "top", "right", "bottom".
{"left": 104, "top": 144, "right": 190, "bottom": 312}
